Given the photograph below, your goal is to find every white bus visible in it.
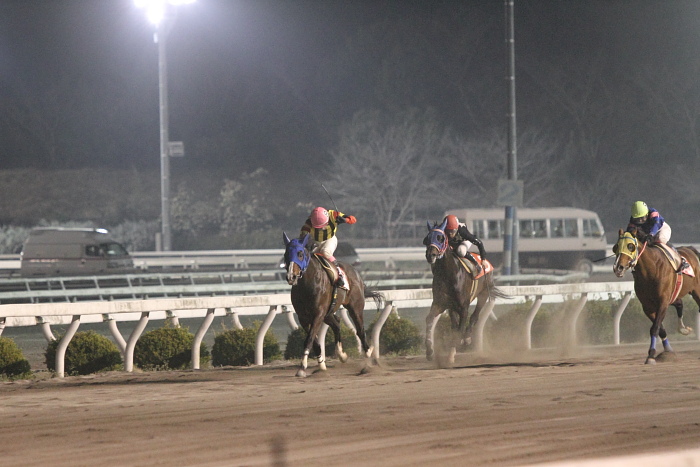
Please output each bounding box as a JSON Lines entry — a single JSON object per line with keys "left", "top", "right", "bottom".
{"left": 444, "top": 207, "right": 608, "bottom": 273}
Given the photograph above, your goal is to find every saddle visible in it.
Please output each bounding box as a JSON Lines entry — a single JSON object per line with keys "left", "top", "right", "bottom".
{"left": 314, "top": 253, "right": 350, "bottom": 291}
{"left": 456, "top": 254, "right": 492, "bottom": 280}
{"left": 650, "top": 243, "right": 694, "bottom": 277}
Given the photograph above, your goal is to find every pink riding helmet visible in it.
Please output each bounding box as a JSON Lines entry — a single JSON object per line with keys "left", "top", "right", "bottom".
{"left": 310, "top": 207, "right": 329, "bottom": 228}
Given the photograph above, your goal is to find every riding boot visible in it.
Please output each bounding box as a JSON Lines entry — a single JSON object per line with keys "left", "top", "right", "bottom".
{"left": 679, "top": 257, "right": 690, "bottom": 273}
{"left": 465, "top": 253, "right": 482, "bottom": 275}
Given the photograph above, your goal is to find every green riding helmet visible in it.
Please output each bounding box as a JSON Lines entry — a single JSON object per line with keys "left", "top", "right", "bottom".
{"left": 631, "top": 201, "right": 649, "bottom": 219}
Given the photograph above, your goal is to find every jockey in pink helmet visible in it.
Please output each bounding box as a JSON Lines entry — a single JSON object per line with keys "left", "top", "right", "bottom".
{"left": 300, "top": 206, "right": 356, "bottom": 264}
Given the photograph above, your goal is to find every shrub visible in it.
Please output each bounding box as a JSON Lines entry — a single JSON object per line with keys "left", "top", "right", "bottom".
{"left": 368, "top": 312, "right": 423, "bottom": 356}
{"left": 0, "top": 337, "right": 31, "bottom": 379}
{"left": 284, "top": 324, "right": 361, "bottom": 360}
{"left": 45, "top": 331, "right": 122, "bottom": 375}
{"left": 134, "top": 326, "right": 210, "bottom": 371}
{"left": 212, "top": 323, "right": 281, "bottom": 366}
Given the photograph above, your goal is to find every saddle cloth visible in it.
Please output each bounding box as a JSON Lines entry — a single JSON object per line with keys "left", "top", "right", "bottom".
{"left": 456, "top": 254, "right": 492, "bottom": 280}
{"left": 652, "top": 243, "right": 694, "bottom": 277}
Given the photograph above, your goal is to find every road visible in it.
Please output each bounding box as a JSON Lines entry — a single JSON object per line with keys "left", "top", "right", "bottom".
{"left": 3, "top": 342, "right": 700, "bottom": 466}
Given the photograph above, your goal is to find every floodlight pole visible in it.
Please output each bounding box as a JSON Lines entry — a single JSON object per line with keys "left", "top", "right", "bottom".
{"left": 503, "top": 0, "right": 519, "bottom": 275}
{"left": 157, "top": 18, "right": 172, "bottom": 251}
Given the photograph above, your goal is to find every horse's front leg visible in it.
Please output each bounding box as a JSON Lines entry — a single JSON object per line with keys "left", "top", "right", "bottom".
{"left": 425, "top": 302, "right": 444, "bottom": 361}
{"left": 646, "top": 306, "right": 670, "bottom": 364}
{"left": 297, "top": 313, "right": 327, "bottom": 377}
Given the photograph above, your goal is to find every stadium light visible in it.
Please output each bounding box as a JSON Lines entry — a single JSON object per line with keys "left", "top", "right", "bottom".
{"left": 135, "top": 0, "right": 195, "bottom": 251}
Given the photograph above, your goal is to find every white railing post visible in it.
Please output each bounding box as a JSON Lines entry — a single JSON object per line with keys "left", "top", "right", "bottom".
{"left": 104, "top": 314, "right": 127, "bottom": 354}
{"left": 613, "top": 292, "right": 632, "bottom": 345}
{"left": 192, "top": 308, "right": 215, "bottom": 370}
{"left": 283, "top": 306, "right": 299, "bottom": 330}
{"left": 474, "top": 300, "right": 496, "bottom": 353}
{"left": 525, "top": 296, "right": 543, "bottom": 350}
{"left": 124, "top": 312, "right": 150, "bottom": 372}
{"left": 255, "top": 306, "right": 279, "bottom": 365}
{"left": 371, "top": 303, "right": 395, "bottom": 359}
{"left": 56, "top": 315, "right": 81, "bottom": 378}
{"left": 569, "top": 295, "right": 589, "bottom": 347}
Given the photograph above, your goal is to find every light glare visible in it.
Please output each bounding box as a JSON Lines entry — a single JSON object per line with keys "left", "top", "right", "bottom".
{"left": 135, "top": 0, "right": 195, "bottom": 26}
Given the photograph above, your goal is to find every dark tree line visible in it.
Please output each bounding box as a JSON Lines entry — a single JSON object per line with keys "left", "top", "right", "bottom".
{"left": 1, "top": 1, "right": 700, "bottom": 246}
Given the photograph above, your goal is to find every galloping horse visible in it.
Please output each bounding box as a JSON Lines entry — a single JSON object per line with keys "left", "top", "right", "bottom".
{"left": 423, "top": 219, "right": 509, "bottom": 363}
{"left": 282, "top": 233, "right": 383, "bottom": 377}
{"left": 613, "top": 228, "right": 700, "bottom": 364}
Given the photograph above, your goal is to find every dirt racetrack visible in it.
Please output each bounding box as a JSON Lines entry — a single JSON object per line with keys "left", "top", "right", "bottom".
{"left": 3, "top": 342, "right": 700, "bottom": 467}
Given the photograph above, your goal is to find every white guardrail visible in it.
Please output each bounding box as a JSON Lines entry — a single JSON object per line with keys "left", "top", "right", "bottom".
{"left": 3, "top": 280, "right": 696, "bottom": 378}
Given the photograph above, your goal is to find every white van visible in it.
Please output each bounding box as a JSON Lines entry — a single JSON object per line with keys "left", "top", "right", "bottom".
{"left": 20, "top": 227, "right": 134, "bottom": 277}
{"left": 444, "top": 207, "right": 607, "bottom": 273}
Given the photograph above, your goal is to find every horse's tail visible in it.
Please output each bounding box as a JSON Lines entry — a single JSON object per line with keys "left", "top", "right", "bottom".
{"left": 364, "top": 286, "right": 385, "bottom": 311}
{"left": 485, "top": 274, "right": 510, "bottom": 300}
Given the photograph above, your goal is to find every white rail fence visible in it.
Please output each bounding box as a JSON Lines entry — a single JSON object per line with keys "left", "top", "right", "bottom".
{"left": 1, "top": 280, "right": 697, "bottom": 377}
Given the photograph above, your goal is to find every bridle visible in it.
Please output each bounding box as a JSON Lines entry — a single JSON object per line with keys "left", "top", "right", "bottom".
{"left": 427, "top": 227, "right": 448, "bottom": 258}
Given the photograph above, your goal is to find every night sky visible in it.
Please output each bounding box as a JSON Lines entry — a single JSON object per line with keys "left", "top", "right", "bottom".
{"left": 2, "top": 1, "right": 700, "bottom": 237}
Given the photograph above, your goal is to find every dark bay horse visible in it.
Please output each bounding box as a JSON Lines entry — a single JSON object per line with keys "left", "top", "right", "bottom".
{"left": 424, "top": 219, "right": 509, "bottom": 363}
{"left": 613, "top": 228, "right": 700, "bottom": 364}
{"left": 283, "top": 232, "right": 383, "bottom": 377}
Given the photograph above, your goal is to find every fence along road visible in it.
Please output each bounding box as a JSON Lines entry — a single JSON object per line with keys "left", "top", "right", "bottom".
{"left": 4, "top": 280, "right": 693, "bottom": 378}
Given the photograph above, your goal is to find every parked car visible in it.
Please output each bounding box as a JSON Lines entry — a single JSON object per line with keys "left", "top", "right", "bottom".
{"left": 20, "top": 227, "right": 134, "bottom": 277}
{"left": 278, "top": 241, "right": 361, "bottom": 269}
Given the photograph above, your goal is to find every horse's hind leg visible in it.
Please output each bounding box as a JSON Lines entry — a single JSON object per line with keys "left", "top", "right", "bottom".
{"left": 344, "top": 308, "right": 375, "bottom": 365}
{"left": 325, "top": 313, "right": 348, "bottom": 363}
{"left": 672, "top": 299, "right": 691, "bottom": 335}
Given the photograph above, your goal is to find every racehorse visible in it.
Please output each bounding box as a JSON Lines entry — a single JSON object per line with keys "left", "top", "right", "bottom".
{"left": 423, "top": 219, "right": 509, "bottom": 363}
{"left": 282, "top": 232, "right": 383, "bottom": 377}
{"left": 613, "top": 228, "right": 700, "bottom": 364}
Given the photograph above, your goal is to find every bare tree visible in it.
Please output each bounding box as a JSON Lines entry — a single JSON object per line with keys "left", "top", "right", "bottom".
{"left": 441, "top": 128, "right": 568, "bottom": 208}
{"left": 324, "top": 108, "right": 449, "bottom": 245}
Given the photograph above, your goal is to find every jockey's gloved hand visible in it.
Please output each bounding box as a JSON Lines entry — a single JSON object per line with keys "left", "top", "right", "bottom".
{"left": 344, "top": 215, "right": 356, "bottom": 224}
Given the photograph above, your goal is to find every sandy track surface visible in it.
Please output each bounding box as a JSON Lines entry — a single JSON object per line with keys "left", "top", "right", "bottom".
{"left": 2, "top": 343, "right": 700, "bottom": 467}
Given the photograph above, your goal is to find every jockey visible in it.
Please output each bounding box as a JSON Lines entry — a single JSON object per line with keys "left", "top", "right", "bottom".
{"left": 627, "top": 201, "right": 689, "bottom": 272}
{"left": 300, "top": 206, "right": 357, "bottom": 283}
{"left": 442, "top": 214, "right": 487, "bottom": 275}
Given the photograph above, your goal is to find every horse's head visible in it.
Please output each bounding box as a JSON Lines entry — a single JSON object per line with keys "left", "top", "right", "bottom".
{"left": 282, "top": 232, "right": 311, "bottom": 286}
{"left": 612, "top": 229, "right": 640, "bottom": 277}
{"left": 424, "top": 218, "right": 449, "bottom": 264}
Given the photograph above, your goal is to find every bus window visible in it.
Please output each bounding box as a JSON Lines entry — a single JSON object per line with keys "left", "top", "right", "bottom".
{"left": 583, "top": 218, "right": 603, "bottom": 237}
{"left": 552, "top": 219, "right": 578, "bottom": 238}
{"left": 487, "top": 220, "right": 503, "bottom": 239}
{"left": 471, "top": 220, "right": 485, "bottom": 239}
{"left": 533, "top": 220, "right": 547, "bottom": 238}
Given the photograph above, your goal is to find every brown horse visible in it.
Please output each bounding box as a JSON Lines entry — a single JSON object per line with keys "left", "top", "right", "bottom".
{"left": 282, "top": 232, "right": 383, "bottom": 377}
{"left": 613, "top": 228, "right": 700, "bottom": 364}
{"left": 423, "top": 219, "right": 509, "bottom": 363}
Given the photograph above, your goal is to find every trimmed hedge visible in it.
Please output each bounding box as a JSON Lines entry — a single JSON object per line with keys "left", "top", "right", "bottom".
{"left": 0, "top": 337, "right": 31, "bottom": 379}
{"left": 134, "top": 326, "right": 210, "bottom": 371}
{"left": 212, "top": 324, "right": 281, "bottom": 366}
{"left": 368, "top": 312, "right": 423, "bottom": 356}
{"left": 45, "top": 331, "right": 122, "bottom": 375}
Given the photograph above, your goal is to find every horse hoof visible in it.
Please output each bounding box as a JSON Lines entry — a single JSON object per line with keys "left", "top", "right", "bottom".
{"left": 296, "top": 368, "right": 307, "bottom": 377}
{"left": 679, "top": 327, "right": 692, "bottom": 336}
{"left": 645, "top": 357, "right": 656, "bottom": 365}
